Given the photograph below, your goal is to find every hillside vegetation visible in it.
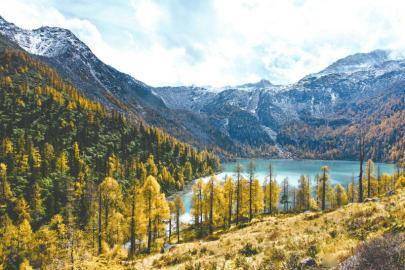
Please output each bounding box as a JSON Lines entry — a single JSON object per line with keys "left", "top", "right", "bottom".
{"left": 0, "top": 37, "right": 219, "bottom": 269}
{"left": 136, "top": 188, "right": 404, "bottom": 270}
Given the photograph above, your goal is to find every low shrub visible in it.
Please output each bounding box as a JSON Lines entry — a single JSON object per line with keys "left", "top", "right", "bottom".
{"left": 153, "top": 252, "right": 192, "bottom": 267}
{"left": 329, "top": 230, "right": 338, "bottom": 238}
{"left": 234, "top": 256, "right": 251, "bottom": 270}
{"left": 239, "top": 243, "right": 259, "bottom": 256}
{"left": 340, "top": 233, "right": 405, "bottom": 270}
{"left": 271, "top": 247, "right": 286, "bottom": 262}
{"left": 286, "top": 252, "right": 301, "bottom": 269}
{"left": 307, "top": 244, "right": 319, "bottom": 258}
{"left": 206, "top": 234, "right": 220, "bottom": 241}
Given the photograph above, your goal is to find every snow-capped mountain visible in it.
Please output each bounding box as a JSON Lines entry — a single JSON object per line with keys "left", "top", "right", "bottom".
{"left": 319, "top": 49, "right": 391, "bottom": 75}
{"left": 0, "top": 18, "right": 88, "bottom": 58}
{"left": 1, "top": 15, "right": 403, "bottom": 160}
{"left": 155, "top": 49, "right": 405, "bottom": 157}
{"left": 0, "top": 16, "right": 163, "bottom": 114}
{"left": 0, "top": 16, "right": 249, "bottom": 156}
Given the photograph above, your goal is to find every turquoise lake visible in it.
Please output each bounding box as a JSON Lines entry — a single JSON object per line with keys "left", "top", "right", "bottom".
{"left": 179, "top": 159, "right": 395, "bottom": 222}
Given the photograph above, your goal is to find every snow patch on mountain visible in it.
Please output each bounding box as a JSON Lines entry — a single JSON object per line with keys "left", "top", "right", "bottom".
{"left": 0, "top": 16, "right": 91, "bottom": 58}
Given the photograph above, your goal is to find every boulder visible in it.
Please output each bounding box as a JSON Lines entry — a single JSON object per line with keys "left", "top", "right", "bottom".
{"left": 364, "top": 197, "right": 380, "bottom": 203}
{"left": 300, "top": 257, "right": 317, "bottom": 268}
{"left": 161, "top": 242, "right": 174, "bottom": 253}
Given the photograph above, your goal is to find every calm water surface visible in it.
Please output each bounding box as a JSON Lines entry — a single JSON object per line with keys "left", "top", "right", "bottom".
{"left": 180, "top": 159, "right": 395, "bottom": 222}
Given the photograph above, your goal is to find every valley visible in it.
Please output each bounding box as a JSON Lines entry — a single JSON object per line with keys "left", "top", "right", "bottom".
{"left": 0, "top": 9, "right": 403, "bottom": 270}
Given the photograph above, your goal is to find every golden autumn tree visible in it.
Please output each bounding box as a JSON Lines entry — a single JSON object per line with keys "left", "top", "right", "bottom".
{"left": 142, "top": 175, "right": 166, "bottom": 253}
{"left": 335, "top": 184, "right": 348, "bottom": 207}
{"left": 173, "top": 195, "right": 185, "bottom": 243}
{"left": 264, "top": 177, "right": 280, "bottom": 214}
{"left": 99, "top": 177, "right": 123, "bottom": 247}
{"left": 191, "top": 179, "right": 204, "bottom": 235}
{"left": 251, "top": 179, "right": 264, "bottom": 216}
{"left": 223, "top": 176, "right": 234, "bottom": 227}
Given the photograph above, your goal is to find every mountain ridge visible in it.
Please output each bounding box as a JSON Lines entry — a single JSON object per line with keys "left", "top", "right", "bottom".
{"left": 1, "top": 15, "right": 403, "bottom": 161}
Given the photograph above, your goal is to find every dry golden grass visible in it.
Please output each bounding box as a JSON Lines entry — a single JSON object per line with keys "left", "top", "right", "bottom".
{"left": 77, "top": 189, "right": 404, "bottom": 269}
{"left": 133, "top": 188, "right": 404, "bottom": 270}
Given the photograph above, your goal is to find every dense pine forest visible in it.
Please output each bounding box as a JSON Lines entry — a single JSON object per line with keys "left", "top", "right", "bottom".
{"left": 0, "top": 37, "right": 220, "bottom": 269}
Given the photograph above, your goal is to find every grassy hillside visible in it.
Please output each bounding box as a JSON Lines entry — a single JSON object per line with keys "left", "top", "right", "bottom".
{"left": 127, "top": 188, "right": 404, "bottom": 270}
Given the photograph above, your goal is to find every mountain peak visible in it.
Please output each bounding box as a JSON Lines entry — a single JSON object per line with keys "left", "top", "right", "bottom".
{"left": 0, "top": 16, "right": 89, "bottom": 57}
{"left": 321, "top": 49, "right": 391, "bottom": 75}
{"left": 0, "top": 15, "right": 17, "bottom": 30}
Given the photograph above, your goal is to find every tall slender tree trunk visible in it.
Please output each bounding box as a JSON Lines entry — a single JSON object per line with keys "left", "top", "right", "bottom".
{"left": 66, "top": 178, "right": 75, "bottom": 270}
{"left": 308, "top": 177, "right": 311, "bottom": 210}
{"left": 97, "top": 188, "right": 102, "bottom": 255}
{"left": 377, "top": 166, "right": 381, "bottom": 196}
{"left": 322, "top": 168, "right": 326, "bottom": 211}
{"left": 269, "top": 164, "right": 273, "bottom": 214}
{"left": 351, "top": 174, "right": 355, "bottom": 203}
{"left": 129, "top": 190, "right": 136, "bottom": 258}
{"left": 292, "top": 188, "right": 296, "bottom": 211}
{"left": 358, "top": 133, "right": 365, "bottom": 203}
{"left": 228, "top": 186, "right": 233, "bottom": 227}
{"left": 147, "top": 196, "right": 152, "bottom": 253}
{"left": 249, "top": 176, "right": 253, "bottom": 221}
{"left": 236, "top": 164, "right": 241, "bottom": 224}
{"left": 168, "top": 218, "right": 172, "bottom": 243}
{"left": 209, "top": 178, "right": 214, "bottom": 234}
{"left": 176, "top": 210, "right": 180, "bottom": 243}
{"left": 367, "top": 164, "right": 371, "bottom": 198}
{"left": 104, "top": 204, "right": 109, "bottom": 244}
{"left": 285, "top": 181, "right": 289, "bottom": 212}
{"left": 198, "top": 186, "right": 203, "bottom": 234}
{"left": 315, "top": 175, "right": 319, "bottom": 207}
{"left": 248, "top": 161, "right": 255, "bottom": 221}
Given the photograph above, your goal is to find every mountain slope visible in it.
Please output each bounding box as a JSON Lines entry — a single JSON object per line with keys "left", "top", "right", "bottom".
{"left": 0, "top": 33, "right": 219, "bottom": 195}
{"left": 155, "top": 52, "right": 405, "bottom": 161}
{"left": 0, "top": 16, "right": 249, "bottom": 158}
{"left": 1, "top": 16, "right": 403, "bottom": 161}
{"left": 0, "top": 16, "right": 164, "bottom": 113}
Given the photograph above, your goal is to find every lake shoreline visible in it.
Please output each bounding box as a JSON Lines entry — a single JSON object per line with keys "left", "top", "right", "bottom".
{"left": 176, "top": 158, "right": 396, "bottom": 222}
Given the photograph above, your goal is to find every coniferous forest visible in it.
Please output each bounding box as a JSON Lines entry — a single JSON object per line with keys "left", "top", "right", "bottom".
{"left": 0, "top": 38, "right": 220, "bottom": 268}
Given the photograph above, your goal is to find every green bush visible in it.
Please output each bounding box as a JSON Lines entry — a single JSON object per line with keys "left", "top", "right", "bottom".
{"left": 239, "top": 243, "right": 259, "bottom": 256}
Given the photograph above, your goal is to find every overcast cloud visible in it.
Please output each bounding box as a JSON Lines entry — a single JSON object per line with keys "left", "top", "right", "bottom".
{"left": 1, "top": 0, "right": 404, "bottom": 87}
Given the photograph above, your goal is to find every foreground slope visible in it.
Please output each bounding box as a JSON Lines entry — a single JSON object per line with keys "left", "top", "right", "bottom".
{"left": 133, "top": 189, "right": 404, "bottom": 270}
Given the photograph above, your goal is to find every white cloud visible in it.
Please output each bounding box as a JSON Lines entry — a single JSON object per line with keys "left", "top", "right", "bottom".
{"left": 1, "top": 0, "right": 405, "bottom": 87}
{"left": 130, "top": 0, "right": 166, "bottom": 32}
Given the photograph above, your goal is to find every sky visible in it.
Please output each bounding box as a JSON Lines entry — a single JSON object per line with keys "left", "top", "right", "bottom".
{"left": 1, "top": 0, "right": 405, "bottom": 87}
